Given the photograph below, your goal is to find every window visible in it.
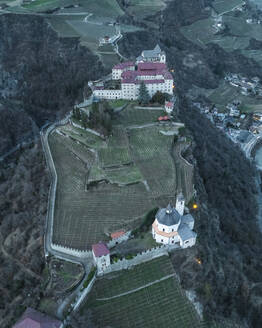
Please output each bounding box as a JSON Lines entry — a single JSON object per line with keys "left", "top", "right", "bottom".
{"left": 172, "top": 241, "right": 174, "bottom": 244}
{"left": 163, "top": 228, "right": 165, "bottom": 232}
{"left": 161, "top": 239, "right": 163, "bottom": 242}
{"left": 172, "top": 229, "right": 174, "bottom": 232}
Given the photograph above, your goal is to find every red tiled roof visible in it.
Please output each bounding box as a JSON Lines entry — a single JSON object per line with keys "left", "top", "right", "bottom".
{"left": 111, "top": 230, "right": 125, "bottom": 239}
{"left": 92, "top": 243, "right": 110, "bottom": 257}
{"left": 138, "top": 62, "right": 166, "bottom": 71}
{"left": 94, "top": 86, "right": 104, "bottom": 90}
{"left": 113, "top": 61, "right": 135, "bottom": 69}
{"left": 158, "top": 116, "right": 170, "bottom": 121}
{"left": 165, "top": 102, "right": 173, "bottom": 107}
{"left": 142, "top": 79, "right": 165, "bottom": 84}
{"left": 13, "top": 308, "right": 61, "bottom": 328}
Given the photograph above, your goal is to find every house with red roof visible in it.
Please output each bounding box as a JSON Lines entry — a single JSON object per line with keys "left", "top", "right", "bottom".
{"left": 92, "top": 242, "right": 110, "bottom": 274}
{"left": 13, "top": 308, "right": 62, "bottom": 328}
{"left": 165, "top": 101, "right": 174, "bottom": 114}
{"left": 108, "top": 229, "right": 131, "bottom": 247}
{"left": 112, "top": 61, "right": 135, "bottom": 80}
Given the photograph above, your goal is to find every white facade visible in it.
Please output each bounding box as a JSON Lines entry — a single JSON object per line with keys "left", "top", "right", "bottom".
{"left": 92, "top": 250, "right": 110, "bottom": 274}
{"left": 175, "top": 193, "right": 185, "bottom": 216}
{"left": 92, "top": 46, "right": 173, "bottom": 101}
{"left": 112, "top": 64, "right": 135, "bottom": 80}
{"left": 152, "top": 195, "right": 196, "bottom": 249}
{"left": 93, "top": 89, "right": 122, "bottom": 99}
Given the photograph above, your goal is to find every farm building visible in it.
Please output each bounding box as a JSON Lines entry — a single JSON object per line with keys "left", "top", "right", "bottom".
{"left": 13, "top": 307, "right": 62, "bottom": 328}
{"left": 109, "top": 230, "right": 130, "bottom": 247}
{"left": 92, "top": 242, "right": 111, "bottom": 274}
{"left": 152, "top": 194, "right": 197, "bottom": 248}
{"left": 93, "top": 47, "right": 173, "bottom": 100}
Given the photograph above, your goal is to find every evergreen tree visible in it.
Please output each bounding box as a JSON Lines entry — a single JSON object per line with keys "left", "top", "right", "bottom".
{"left": 151, "top": 91, "right": 166, "bottom": 104}
{"left": 72, "top": 106, "right": 81, "bottom": 121}
{"left": 138, "top": 82, "right": 150, "bottom": 104}
{"left": 81, "top": 111, "right": 88, "bottom": 129}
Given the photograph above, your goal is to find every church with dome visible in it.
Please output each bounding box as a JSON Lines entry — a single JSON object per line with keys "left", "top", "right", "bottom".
{"left": 152, "top": 193, "right": 197, "bottom": 248}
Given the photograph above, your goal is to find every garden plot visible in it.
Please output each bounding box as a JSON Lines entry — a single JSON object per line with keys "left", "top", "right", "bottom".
{"left": 83, "top": 256, "right": 201, "bottom": 328}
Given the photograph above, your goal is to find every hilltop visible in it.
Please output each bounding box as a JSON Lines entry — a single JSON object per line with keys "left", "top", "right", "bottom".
{"left": 1, "top": 0, "right": 262, "bottom": 327}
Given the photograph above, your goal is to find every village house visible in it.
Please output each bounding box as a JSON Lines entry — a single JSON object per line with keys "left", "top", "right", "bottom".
{"left": 165, "top": 101, "right": 174, "bottom": 114}
{"left": 152, "top": 193, "right": 197, "bottom": 248}
{"left": 13, "top": 307, "right": 62, "bottom": 328}
{"left": 109, "top": 230, "right": 130, "bottom": 247}
{"left": 92, "top": 242, "right": 110, "bottom": 274}
{"left": 93, "top": 45, "right": 173, "bottom": 100}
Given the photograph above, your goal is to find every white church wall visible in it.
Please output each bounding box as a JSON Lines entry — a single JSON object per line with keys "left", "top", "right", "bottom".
{"left": 180, "top": 237, "right": 196, "bottom": 249}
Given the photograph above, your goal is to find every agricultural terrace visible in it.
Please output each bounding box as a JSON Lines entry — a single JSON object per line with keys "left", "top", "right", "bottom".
{"left": 18, "top": 0, "right": 142, "bottom": 67}
{"left": 180, "top": 2, "right": 262, "bottom": 54}
{"left": 124, "top": 0, "right": 167, "bottom": 21}
{"left": 49, "top": 104, "right": 193, "bottom": 250}
{"left": 189, "top": 80, "right": 262, "bottom": 113}
{"left": 212, "top": 0, "right": 244, "bottom": 15}
{"left": 180, "top": 17, "right": 250, "bottom": 52}
{"left": 82, "top": 256, "right": 201, "bottom": 328}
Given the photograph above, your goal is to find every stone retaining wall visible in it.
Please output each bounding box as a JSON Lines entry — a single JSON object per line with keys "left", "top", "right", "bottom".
{"left": 99, "top": 244, "right": 179, "bottom": 276}
{"left": 51, "top": 243, "right": 92, "bottom": 259}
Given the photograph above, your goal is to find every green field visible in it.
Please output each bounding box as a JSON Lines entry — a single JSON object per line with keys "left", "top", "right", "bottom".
{"left": 126, "top": 0, "right": 166, "bottom": 19}
{"left": 23, "top": 0, "right": 123, "bottom": 16}
{"left": 212, "top": 0, "right": 244, "bottom": 14}
{"left": 189, "top": 80, "right": 262, "bottom": 113}
{"left": 113, "top": 105, "right": 164, "bottom": 126}
{"left": 82, "top": 256, "right": 201, "bottom": 328}
{"left": 180, "top": 17, "right": 250, "bottom": 51}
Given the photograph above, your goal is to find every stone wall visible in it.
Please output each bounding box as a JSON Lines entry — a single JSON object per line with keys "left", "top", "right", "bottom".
{"left": 99, "top": 244, "right": 179, "bottom": 276}
{"left": 51, "top": 243, "right": 92, "bottom": 259}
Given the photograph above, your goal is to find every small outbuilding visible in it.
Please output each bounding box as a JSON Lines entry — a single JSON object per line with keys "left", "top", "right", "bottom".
{"left": 165, "top": 101, "right": 174, "bottom": 114}
{"left": 92, "top": 242, "right": 110, "bottom": 274}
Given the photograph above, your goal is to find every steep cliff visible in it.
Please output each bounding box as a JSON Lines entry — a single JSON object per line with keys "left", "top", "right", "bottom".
{"left": 0, "top": 14, "right": 105, "bottom": 156}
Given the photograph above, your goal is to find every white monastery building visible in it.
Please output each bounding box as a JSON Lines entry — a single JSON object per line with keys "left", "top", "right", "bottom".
{"left": 152, "top": 193, "right": 197, "bottom": 248}
{"left": 93, "top": 45, "right": 174, "bottom": 100}
{"left": 92, "top": 242, "right": 110, "bottom": 274}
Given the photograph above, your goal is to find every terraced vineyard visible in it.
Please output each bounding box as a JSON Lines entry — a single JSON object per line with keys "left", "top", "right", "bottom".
{"left": 49, "top": 105, "right": 193, "bottom": 250}
{"left": 90, "top": 256, "right": 174, "bottom": 299}
{"left": 129, "top": 126, "right": 177, "bottom": 197}
{"left": 82, "top": 256, "right": 201, "bottom": 328}
{"left": 49, "top": 131, "right": 153, "bottom": 249}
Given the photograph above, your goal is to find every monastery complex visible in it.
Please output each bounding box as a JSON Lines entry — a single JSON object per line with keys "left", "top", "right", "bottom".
{"left": 92, "top": 45, "right": 174, "bottom": 100}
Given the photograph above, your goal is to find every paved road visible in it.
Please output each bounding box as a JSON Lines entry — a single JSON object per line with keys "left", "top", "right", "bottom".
{"left": 242, "top": 134, "right": 262, "bottom": 158}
